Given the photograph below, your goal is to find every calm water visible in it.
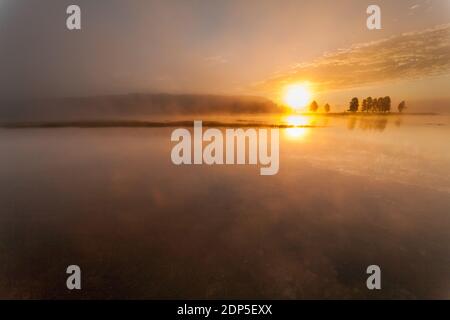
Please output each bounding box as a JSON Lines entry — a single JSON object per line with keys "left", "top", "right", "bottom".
{"left": 0, "top": 114, "right": 449, "bottom": 299}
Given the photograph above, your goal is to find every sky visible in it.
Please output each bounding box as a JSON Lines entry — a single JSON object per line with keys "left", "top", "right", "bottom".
{"left": 0, "top": 0, "right": 449, "bottom": 107}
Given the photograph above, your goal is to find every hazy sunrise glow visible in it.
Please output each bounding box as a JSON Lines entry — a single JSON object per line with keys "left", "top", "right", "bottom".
{"left": 283, "top": 84, "right": 312, "bottom": 110}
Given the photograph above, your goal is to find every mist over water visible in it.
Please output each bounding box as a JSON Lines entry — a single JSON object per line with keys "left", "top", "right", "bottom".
{"left": 0, "top": 0, "right": 449, "bottom": 302}
{"left": 0, "top": 114, "right": 449, "bottom": 298}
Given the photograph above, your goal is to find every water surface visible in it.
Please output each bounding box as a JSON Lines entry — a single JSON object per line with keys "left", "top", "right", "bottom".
{"left": 0, "top": 114, "right": 449, "bottom": 298}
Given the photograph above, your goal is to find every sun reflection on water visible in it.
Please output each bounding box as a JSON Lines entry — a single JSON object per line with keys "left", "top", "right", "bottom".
{"left": 284, "top": 115, "right": 312, "bottom": 140}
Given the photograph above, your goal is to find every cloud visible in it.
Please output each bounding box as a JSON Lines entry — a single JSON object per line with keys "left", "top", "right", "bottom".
{"left": 253, "top": 24, "right": 450, "bottom": 96}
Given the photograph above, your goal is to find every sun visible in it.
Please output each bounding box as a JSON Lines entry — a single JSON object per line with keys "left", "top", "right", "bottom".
{"left": 283, "top": 84, "right": 312, "bottom": 110}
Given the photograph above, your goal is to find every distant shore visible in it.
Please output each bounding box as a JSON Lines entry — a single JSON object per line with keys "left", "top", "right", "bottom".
{"left": 293, "top": 112, "right": 439, "bottom": 116}
{"left": 0, "top": 112, "right": 440, "bottom": 129}
{"left": 0, "top": 120, "right": 321, "bottom": 129}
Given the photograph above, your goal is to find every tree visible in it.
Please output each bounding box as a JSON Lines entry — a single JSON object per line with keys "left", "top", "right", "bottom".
{"left": 382, "top": 96, "right": 391, "bottom": 112}
{"left": 348, "top": 97, "right": 359, "bottom": 112}
{"left": 361, "top": 98, "right": 368, "bottom": 112}
{"left": 366, "top": 97, "right": 373, "bottom": 112}
{"left": 398, "top": 100, "right": 406, "bottom": 113}
{"left": 324, "top": 103, "right": 330, "bottom": 113}
{"left": 372, "top": 98, "right": 377, "bottom": 112}
{"left": 309, "top": 100, "right": 319, "bottom": 112}
{"left": 379, "top": 97, "right": 385, "bottom": 112}
{"left": 375, "top": 97, "right": 383, "bottom": 112}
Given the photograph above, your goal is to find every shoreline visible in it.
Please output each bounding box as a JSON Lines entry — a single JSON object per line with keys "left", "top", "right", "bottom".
{"left": 0, "top": 120, "right": 323, "bottom": 129}
{"left": 0, "top": 113, "right": 441, "bottom": 129}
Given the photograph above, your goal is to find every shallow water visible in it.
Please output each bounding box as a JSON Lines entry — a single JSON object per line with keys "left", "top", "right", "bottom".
{"left": 0, "top": 114, "right": 449, "bottom": 298}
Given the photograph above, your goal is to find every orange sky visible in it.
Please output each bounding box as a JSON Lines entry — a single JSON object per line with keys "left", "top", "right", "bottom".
{"left": 0, "top": 0, "right": 449, "bottom": 107}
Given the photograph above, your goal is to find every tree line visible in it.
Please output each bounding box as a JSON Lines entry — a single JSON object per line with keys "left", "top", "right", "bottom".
{"left": 306, "top": 98, "right": 406, "bottom": 113}
{"left": 348, "top": 97, "right": 407, "bottom": 113}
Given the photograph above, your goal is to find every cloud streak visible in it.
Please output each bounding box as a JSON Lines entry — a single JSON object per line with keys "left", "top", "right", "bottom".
{"left": 254, "top": 24, "right": 450, "bottom": 96}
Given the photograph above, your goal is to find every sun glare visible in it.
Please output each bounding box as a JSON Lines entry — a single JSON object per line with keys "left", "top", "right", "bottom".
{"left": 284, "top": 115, "right": 311, "bottom": 139}
{"left": 283, "top": 84, "right": 312, "bottom": 110}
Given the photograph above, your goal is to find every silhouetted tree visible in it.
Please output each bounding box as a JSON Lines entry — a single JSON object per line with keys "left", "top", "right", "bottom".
{"left": 375, "top": 97, "right": 383, "bottom": 112}
{"left": 366, "top": 97, "right": 373, "bottom": 112}
{"left": 324, "top": 103, "right": 330, "bottom": 113}
{"left": 361, "top": 98, "right": 368, "bottom": 112}
{"left": 344, "top": 96, "right": 396, "bottom": 113}
{"left": 380, "top": 97, "right": 385, "bottom": 112}
{"left": 371, "top": 98, "right": 377, "bottom": 112}
{"left": 398, "top": 100, "right": 406, "bottom": 113}
{"left": 348, "top": 97, "right": 359, "bottom": 112}
{"left": 380, "top": 98, "right": 384, "bottom": 112}
{"left": 382, "top": 96, "right": 391, "bottom": 112}
{"left": 309, "top": 100, "right": 319, "bottom": 112}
